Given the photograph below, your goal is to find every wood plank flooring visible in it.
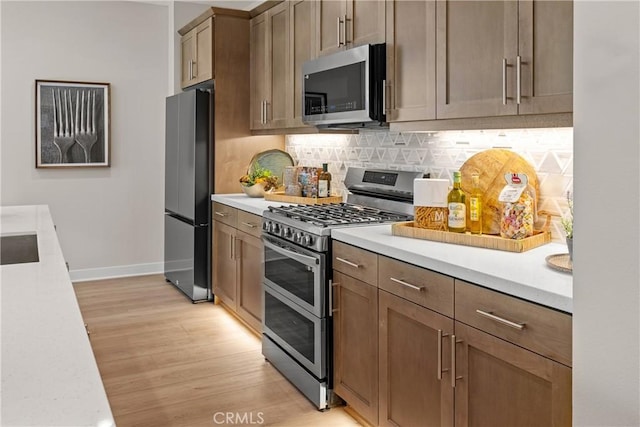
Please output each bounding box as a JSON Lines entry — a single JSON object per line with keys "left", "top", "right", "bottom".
{"left": 73, "top": 274, "right": 360, "bottom": 427}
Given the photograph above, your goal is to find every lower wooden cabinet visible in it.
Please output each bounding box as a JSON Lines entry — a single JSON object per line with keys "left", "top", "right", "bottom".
{"left": 332, "top": 241, "right": 572, "bottom": 427}
{"left": 378, "top": 289, "right": 454, "bottom": 427}
{"left": 236, "top": 230, "right": 263, "bottom": 332}
{"left": 454, "top": 321, "right": 572, "bottom": 427}
{"left": 333, "top": 271, "right": 379, "bottom": 425}
{"left": 212, "top": 204, "right": 264, "bottom": 333}
{"left": 213, "top": 221, "right": 237, "bottom": 306}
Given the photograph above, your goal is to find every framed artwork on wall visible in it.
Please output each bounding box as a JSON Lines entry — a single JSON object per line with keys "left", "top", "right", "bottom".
{"left": 35, "top": 80, "right": 111, "bottom": 168}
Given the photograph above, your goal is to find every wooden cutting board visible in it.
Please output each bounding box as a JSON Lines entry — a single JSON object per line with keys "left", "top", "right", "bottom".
{"left": 460, "top": 149, "right": 539, "bottom": 235}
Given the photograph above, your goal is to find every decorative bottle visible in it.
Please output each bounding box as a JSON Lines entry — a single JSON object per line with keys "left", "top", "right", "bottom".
{"left": 447, "top": 171, "right": 466, "bottom": 233}
{"left": 318, "top": 163, "right": 331, "bottom": 198}
{"left": 469, "top": 173, "right": 483, "bottom": 234}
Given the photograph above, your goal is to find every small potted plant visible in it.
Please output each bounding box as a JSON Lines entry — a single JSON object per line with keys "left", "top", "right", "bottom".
{"left": 239, "top": 162, "right": 278, "bottom": 198}
{"left": 561, "top": 191, "right": 573, "bottom": 260}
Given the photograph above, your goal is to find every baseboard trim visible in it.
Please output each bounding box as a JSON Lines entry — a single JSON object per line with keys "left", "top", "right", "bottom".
{"left": 69, "top": 262, "right": 164, "bottom": 283}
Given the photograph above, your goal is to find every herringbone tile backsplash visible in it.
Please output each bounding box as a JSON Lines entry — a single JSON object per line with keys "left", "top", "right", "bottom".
{"left": 285, "top": 128, "right": 573, "bottom": 242}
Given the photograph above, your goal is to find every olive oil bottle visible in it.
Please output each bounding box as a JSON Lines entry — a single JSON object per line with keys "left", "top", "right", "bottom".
{"left": 318, "top": 163, "right": 331, "bottom": 197}
{"left": 469, "top": 173, "right": 483, "bottom": 234}
{"left": 447, "top": 171, "right": 466, "bottom": 233}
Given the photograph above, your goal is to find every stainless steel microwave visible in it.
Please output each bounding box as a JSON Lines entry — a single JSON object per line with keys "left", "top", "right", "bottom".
{"left": 302, "top": 43, "right": 386, "bottom": 128}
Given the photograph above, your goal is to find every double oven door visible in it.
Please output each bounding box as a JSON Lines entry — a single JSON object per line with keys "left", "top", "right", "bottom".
{"left": 262, "top": 233, "right": 328, "bottom": 380}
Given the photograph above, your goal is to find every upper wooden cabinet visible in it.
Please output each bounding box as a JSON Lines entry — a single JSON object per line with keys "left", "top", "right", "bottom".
{"left": 179, "top": 9, "right": 250, "bottom": 89}
{"left": 289, "top": 0, "right": 317, "bottom": 128}
{"left": 316, "top": 0, "right": 385, "bottom": 57}
{"left": 436, "top": 0, "right": 573, "bottom": 119}
{"left": 518, "top": 0, "right": 573, "bottom": 114}
{"left": 250, "top": 2, "right": 290, "bottom": 130}
{"left": 181, "top": 17, "right": 213, "bottom": 88}
{"left": 250, "top": 0, "right": 317, "bottom": 131}
{"left": 385, "top": 0, "right": 436, "bottom": 122}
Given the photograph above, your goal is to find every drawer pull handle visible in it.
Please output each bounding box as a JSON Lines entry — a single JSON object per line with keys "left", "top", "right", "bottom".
{"left": 215, "top": 212, "right": 228, "bottom": 217}
{"left": 336, "top": 257, "right": 360, "bottom": 269}
{"left": 241, "top": 221, "right": 257, "bottom": 229}
{"left": 390, "top": 277, "right": 424, "bottom": 291}
{"left": 476, "top": 309, "right": 526, "bottom": 330}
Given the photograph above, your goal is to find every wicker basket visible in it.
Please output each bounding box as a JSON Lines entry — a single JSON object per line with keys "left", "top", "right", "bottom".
{"left": 264, "top": 191, "right": 343, "bottom": 205}
{"left": 391, "top": 211, "right": 553, "bottom": 253}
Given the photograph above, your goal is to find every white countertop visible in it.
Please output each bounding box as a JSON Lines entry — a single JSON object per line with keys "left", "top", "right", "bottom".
{"left": 0, "top": 205, "right": 114, "bottom": 427}
{"left": 211, "top": 193, "right": 295, "bottom": 216}
{"left": 332, "top": 225, "right": 573, "bottom": 313}
{"left": 211, "top": 194, "right": 573, "bottom": 313}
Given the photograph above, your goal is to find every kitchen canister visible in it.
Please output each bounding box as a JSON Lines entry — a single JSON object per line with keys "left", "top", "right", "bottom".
{"left": 414, "top": 179, "right": 450, "bottom": 230}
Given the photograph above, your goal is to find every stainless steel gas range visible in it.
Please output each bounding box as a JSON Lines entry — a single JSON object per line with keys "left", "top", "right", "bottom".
{"left": 260, "top": 167, "right": 425, "bottom": 409}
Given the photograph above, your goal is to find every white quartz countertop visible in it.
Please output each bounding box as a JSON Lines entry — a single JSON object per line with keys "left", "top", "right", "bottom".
{"left": 332, "top": 225, "right": 573, "bottom": 313}
{"left": 0, "top": 205, "right": 114, "bottom": 427}
{"left": 211, "top": 194, "right": 572, "bottom": 313}
{"left": 211, "top": 193, "right": 295, "bottom": 216}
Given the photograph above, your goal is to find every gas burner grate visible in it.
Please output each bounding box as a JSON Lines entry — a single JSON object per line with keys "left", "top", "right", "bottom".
{"left": 268, "top": 203, "right": 412, "bottom": 227}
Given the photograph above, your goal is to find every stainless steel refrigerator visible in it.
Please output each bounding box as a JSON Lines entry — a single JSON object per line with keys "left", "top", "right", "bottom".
{"left": 164, "top": 90, "right": 211, "bottom": 302}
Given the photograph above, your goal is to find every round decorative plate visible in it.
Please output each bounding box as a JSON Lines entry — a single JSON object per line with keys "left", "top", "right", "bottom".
{"left": 545, "top": 253, "right": 572, "bottom": 274}
{"left": 248, "top": 149, "right": 294, "bottom": 185}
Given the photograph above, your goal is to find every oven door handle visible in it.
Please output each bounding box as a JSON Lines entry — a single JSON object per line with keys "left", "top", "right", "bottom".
{"left": 263, "top": 236, "right": 320, "bottom": 266}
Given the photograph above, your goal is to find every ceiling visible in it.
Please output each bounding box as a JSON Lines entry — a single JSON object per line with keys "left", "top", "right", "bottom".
{"left": 139, "top": 1, "right": 264, "bottom": 11}
{"left": 157, "top": 0, "right": 264, "bottom": 11}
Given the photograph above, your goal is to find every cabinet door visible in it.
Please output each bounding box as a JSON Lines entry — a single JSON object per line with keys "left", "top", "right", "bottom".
{"left": 333, "top": 271, "right": 378, "bottom": 426}
{"left": 250, "top": 14, "right": 268, "bottom": 130}
{"left": 267, "top": 2, "right": 290, "bottom": 129}
{"left": 236, "top": 230, "right": 263, "bottom": 333}
{"left": 180, "top": 29, "right": 196, "bottom": 89}
{"left": 436, "top": 0, "right": 519, "bottom": 119}
{"left": 347, "top": 0, "right": 385, "bottom": 48}
{"left": 518, "top": 0, "right": 573, "bottom": 114}
{"left": 379, "top": 290, "right": 454, "bottom": 427}
{"left": 213, "top": 221, "right": 237, "bottom": 309}
{"left": 386, "top": 0, "right": 436, "bottom": 122}
{"left": 194, "top": 17, "right": 214, "bottom": 85}
{"left": 454, "top": 321, "right": 572, "bottom": 427}
{"left": 316, "top": 0, "right": 347, "bottom": 56}
{"left": 289, "top": 0, "right": 316, "bottom": 128}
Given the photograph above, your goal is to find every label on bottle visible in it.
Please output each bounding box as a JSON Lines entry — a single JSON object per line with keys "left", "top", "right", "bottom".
{"left": 448, "top": 202, "right": 466, "bottom": 228}
{"left": 470, "top": 197, "right": 480, "bottom": 221}
{"left": 318, "top": 180, "right": 329, "bottom": 197}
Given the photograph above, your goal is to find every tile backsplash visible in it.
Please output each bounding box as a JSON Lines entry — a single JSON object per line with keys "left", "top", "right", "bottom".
{"left": 285, "top": 128, "right": 573, "bottom": 242}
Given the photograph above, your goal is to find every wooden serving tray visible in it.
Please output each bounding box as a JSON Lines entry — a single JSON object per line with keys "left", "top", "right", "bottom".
{"left": 264, "top": 192, "right": 343, "bottom": 205}
{"left": 391, "top": 221, "right": 551, "bottom": 253}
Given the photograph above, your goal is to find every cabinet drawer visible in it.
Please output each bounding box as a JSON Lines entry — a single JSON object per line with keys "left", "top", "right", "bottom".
{"left": 455, "top": 280, "right": 572, "bottom": 366}
{"left": 332, "top": 241, "right": 378, "bottom": 286}
{"left": 237, "top": 210, "right": 262, "bottom": 238}
{"left": 212, "top": 202, "right": 237, "bottom": 227}
{"left": 378, "top": 256, "right": 454, "bottom": 317}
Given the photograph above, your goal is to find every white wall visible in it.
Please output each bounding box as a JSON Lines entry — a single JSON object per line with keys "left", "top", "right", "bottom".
{"left": 574, "top": 1, "right": 640, "bottom": 425}
{"left": 0, "top": 1, "right": 169, "bottom": 280}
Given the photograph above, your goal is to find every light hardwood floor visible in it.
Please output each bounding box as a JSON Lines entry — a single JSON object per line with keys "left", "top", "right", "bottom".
{"left": 73, "top": 274, "right": 360, "bottom": 427}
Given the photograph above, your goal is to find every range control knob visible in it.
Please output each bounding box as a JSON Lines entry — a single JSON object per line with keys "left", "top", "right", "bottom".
{"left": 272, "top": 223, "right": 281, "bottom": 234}
{"left": 302, "top": 235, "right": 313, "bottom": 246}
{"left": 294, "top": 232, "right": 303, "bottom": 243}
{"left": 262, "top": 221, "right": 269, "bottom": 231}
{"left": 284, "top": 227, "right": 292, "bottom": 238}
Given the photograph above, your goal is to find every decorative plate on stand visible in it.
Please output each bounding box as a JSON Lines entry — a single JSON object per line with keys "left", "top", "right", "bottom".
{"left": 248, "top": 149, "right": 294, "bottom": 186}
